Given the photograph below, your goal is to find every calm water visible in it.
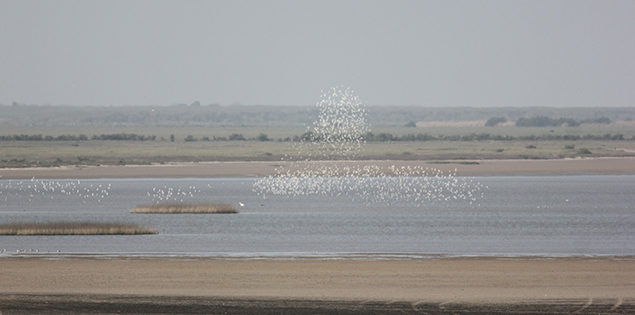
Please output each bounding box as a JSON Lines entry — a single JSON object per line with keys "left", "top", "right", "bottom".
{"left": 1, "top": 175, "right": 633, "bottom": 259}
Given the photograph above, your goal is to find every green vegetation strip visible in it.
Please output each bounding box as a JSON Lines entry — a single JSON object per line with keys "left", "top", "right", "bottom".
{"left": 131, "top": 202, "right": 237, "bottom": 214}
{"left": 0, "top": 222, "right": 157, "bottom": 235}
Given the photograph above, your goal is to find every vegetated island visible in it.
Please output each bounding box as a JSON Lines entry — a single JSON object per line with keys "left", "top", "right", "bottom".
{"left": 131, "top": 202, "right": 238, "bottom": 214}
{"left": 0, "top": 222, "right": 157, "bottom": 235}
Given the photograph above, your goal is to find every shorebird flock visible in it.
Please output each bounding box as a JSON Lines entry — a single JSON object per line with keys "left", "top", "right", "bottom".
{"left": 254, "top": 86, "right": 485, "bottom": 206}
{"left": 0, "top": 179, "right": 211, "bottom": 207}
{"left": 146, "top": 185, "right": 202, "bottom": 203}
{"left": 0, "top": 178, "right": 112, "bottom": 203}
{"left": 254, "top": 163, "right": 485, "bottom": 206}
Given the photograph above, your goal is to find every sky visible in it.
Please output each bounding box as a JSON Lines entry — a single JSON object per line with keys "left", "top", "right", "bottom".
{"left": 1, "top": 1, "right": 634, "bottom": 107}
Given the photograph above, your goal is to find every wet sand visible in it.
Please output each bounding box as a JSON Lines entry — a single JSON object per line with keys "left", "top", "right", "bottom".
{"left": 1, "top": 258, "right": 634, "bottom": 314}
{"left": 1, "top": 157, "right": 634, "bottom": 179}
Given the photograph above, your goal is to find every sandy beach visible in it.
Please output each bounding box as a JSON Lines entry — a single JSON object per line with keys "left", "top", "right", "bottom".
{"left": 1, "top": 157, "right": 634, "bottom": 179}
{"left": 1, "top": 257, "right": 634, "bottom": 314}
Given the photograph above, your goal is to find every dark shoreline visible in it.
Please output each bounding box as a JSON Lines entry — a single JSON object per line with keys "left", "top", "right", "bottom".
{"left": 1, "top": 294, "right": 632, "bottom": 315}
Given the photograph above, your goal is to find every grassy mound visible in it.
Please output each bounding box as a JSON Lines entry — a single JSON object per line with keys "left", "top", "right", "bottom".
{"left": 131, "top": 202, "right": 237, "bottom": 214}
{"left": 0, "top": 222, "right": 157, "bottom": 235}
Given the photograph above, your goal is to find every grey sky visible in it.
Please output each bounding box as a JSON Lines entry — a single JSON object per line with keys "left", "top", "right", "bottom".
{"left": 1, "top": 1, "right": 633, "bottom": 107}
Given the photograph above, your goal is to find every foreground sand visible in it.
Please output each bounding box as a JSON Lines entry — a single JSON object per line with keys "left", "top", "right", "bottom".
{"left": 1, "top": 258, "right": 634, "bottom": 313}
{"left": 1, "top": 157, "right": 635, "bottom": 179}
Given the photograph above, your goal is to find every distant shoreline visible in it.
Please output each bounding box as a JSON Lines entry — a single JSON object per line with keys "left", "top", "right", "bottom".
{"left": 1, "top": 157, "right": 634, "bottom": 179}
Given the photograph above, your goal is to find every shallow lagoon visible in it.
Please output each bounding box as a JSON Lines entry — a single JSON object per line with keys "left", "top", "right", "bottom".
{"left": 1, "top": 175, "right": 633, "bottom": 259}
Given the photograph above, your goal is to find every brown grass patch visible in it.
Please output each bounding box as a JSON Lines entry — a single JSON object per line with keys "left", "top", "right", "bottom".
{"left": 0, "top": 222, "right": 157, "bottom": 235}
{"left": 131, "top": 202, "right": 237, "bottom": 214}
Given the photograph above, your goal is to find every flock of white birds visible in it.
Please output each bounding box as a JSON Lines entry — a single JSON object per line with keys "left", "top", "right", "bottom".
{"left": 1, "top": 86, "right": 485, "bottom": 210}
{"left": 254, "top": 163, "right": 484, "bottom": 206}
{"left": 0, "top": 179, "right": 208, "bottom": 205}
{"left": 254, "top": 86, "right": 485, "bottom": 206}
{"left": 0, "top": 178, "right": 112, "bottom": 203}
{"left": 0, "top": 87, "right": 486, "bottom": 257}
{"left": 147, "top": 185, "right": 202, "bottom": 203}
{"left": 297, "top": 86, "right": 370, "bottom": 158}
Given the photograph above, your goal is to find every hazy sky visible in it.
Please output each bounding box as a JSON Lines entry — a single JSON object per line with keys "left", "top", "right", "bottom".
{"left": 1, "top": 1, "right": 633, "bottom": 107}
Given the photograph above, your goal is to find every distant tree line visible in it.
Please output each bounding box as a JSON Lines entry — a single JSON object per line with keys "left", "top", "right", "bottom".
{"left": 515, "top": 116, "right": 581, "bottom": 127}
{"left": 360, "top": 132, "right": 628, "bottom": 142}
{"left": 0, "top": 133, "right": 155, "bottom": 141}
{"left": 183, "top": 133, "right": 269, "bottom": 142}
{"left": 2, "top": 132, "right": 631, "bottom": 142}
{"left": 484, "top": 116, "right": 613, "bottom": 127}
{"left": 485, "top": 117, "right": 508, "bottom": 127}
{"left": 92, "top": 133, "right": 156, "bottom": 141}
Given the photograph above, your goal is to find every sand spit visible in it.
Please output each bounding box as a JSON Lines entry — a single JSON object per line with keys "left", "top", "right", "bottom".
{"left": 1, "top": 157, "right": 634, "bottom": 179}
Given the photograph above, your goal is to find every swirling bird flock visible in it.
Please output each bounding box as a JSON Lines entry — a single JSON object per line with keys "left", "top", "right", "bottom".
{"left": 254, "top": 86, "right": 484, "bottom": 206}
{"left": 293, "top": 86, "right": 369, "bottom": 159}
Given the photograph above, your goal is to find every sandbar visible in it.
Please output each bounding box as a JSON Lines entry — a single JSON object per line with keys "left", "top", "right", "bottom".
{"left": 1, "top": 157, "right": 634, "bottom": 179}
